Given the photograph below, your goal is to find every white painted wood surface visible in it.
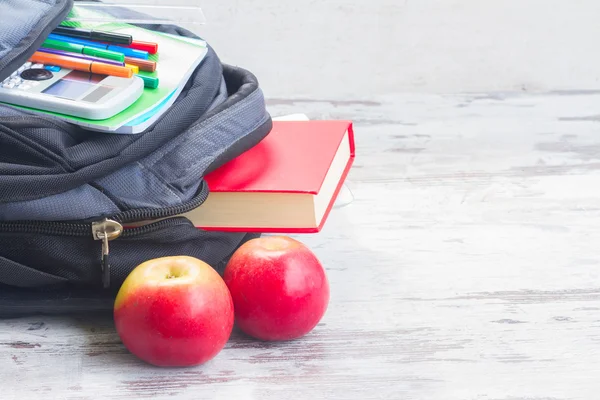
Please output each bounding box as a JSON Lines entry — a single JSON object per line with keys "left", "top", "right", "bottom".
{"left": 3, "top": 92, "right": 600, "bottom": 399}
{"left": 198, "top": 0, "right": 600, "bottom": 98}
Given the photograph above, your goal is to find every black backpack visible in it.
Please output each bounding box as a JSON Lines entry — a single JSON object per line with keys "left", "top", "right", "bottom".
{"left": 0, "top": 0, "right": 272, "bottom": 316}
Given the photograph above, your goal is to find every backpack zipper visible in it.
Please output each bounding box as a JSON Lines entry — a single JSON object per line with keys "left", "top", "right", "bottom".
{"left": 91, "top": 219, "right": 123, "bottom": 289}
{"left": 0, "top": 181, "right": 209, "bottom": 288}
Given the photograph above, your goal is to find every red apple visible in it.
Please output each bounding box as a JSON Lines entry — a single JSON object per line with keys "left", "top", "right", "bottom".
{"left": 114, "top": 256, "right": 234, "bottom": 367}
{"left": 223, "top": 236, "right": 330, "bottom": 341}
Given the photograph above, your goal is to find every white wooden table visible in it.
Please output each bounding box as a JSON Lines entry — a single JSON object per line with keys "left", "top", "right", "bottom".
{"left": 3, "top": 91, "right": 600, "bottom": 399}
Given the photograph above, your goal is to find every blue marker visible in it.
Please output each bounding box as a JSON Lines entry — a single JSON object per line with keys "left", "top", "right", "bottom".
{"left": 47, "top": 33, "right": 149, "bottom": 59}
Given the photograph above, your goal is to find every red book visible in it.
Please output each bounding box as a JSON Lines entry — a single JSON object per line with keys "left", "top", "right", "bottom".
{"left": 180, "top": 120, "right": 355, "bottom": 233}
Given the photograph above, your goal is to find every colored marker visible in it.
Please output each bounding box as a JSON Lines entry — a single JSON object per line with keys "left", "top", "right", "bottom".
{"left": 42, "top": 38, "right": 125, "bottom": 62}
{"left": 29, "top": 52, "right": 133, "bottom": 78}
{"left": 103, "top": 40, "right": 158, "bottom": 54}
{"left": 48, "top": 34, "right": 148, "bottom": 59}
{"left": 125, "top": 64, "right": 139, "bottom": 74}
{"left": 54, "top": 25, "right": 132, "bottom": 45}
{"left": 48, "top": 33, "right": 105, "bottom": 49}
{"left": 108, "top": 45, "right": 148, "bottom": 60}
{"left": 124, "top": 57, "right": 156, "bottom": 72}
{"left": 38, "top": 48, "right": 125, "bottom": 66}
{"left": 130, "top": 40, "right": 158, "bottom": 55}
{"left": 136, "top": 74, "right": 159, "bottom": 89}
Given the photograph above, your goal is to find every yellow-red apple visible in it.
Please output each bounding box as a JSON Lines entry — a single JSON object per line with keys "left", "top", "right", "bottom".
{"left": 114, "top": 256, "right": 234, "bottom": 367}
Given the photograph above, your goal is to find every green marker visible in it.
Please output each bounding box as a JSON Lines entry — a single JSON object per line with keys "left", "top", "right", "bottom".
{"left": 136, "top": 74, "right": 159, "bottom": 89}
{"left": 42, "top": 39, "right": 125, "bottom": 63}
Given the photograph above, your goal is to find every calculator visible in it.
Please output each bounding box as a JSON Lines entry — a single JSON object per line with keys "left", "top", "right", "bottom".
{"left": 0, "top": 62, "right": 143, "bottom": 120}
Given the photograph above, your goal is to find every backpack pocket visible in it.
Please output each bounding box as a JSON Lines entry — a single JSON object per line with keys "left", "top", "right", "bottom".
{"left": 0, "top": 0, "right": 73, "bottom": 82}
{"left": 0, "top": 180, "right": 214, "bottom": 287}
{"left": 0, "top": 219, "right": 260, "bottom": 316}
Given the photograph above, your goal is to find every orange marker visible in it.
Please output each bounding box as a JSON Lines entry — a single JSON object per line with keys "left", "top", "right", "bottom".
{"left": 29, "top": 51, "right": 133, "bottom": 78}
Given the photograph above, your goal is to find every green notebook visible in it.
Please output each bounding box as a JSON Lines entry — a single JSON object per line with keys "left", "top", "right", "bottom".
{"left": 11, "top": 6, "right": 208, "bottom": 134}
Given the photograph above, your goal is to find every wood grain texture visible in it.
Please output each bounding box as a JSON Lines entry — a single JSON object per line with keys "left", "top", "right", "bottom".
{"left": 2, "top": 91, "right": 600, "bottom": 399}
{"left": 197, "top": 0, "right": 600, "bottom": 98}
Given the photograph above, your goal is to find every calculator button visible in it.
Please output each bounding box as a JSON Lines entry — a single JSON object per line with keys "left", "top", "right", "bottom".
{"left": 45, "top": 65, "right": 61, "bottom": 72}
{"left": 2, "top": 82, "right": 15, "bottom": 89}
{"left": 10, "top": 70, "right": 18, "bottom": 78}
{"left": 9, "top": 77, "right": 22, "bottom": 85}
{"left": 17, "top": 85, "right": 31, "bottom": 91}
{"left": 23, "top": 62, "right": 32, "bottom": 69}
{"left": 31, "top": 64, "right": 44, "bottom": 69}
{"left": 21, "top": 69, "right": 53, "bottom": 81}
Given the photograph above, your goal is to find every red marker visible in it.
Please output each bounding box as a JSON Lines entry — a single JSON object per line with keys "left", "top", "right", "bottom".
{"left": 103, "top": 40, "right": 158, "bottom": 55}
{"left": 130, "top": 40, "right": 158, "bottom": 54}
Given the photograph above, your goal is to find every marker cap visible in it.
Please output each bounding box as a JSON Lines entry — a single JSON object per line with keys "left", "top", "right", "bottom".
{"left": 83, "top": 47, "right": 125, "bottom": 62}
{"left": 124, "top": 57, "right": 156, "bottom": 72}
{"left": 107, "top": 45, "right": 148, "bottom": 60}
{"left": 137, "top": 74, "right": 159, "bottom": 89}
{"left": 125, "top": 64, "right": 139, "bottom": 74}
{"left": 130, "top": 41, "right": 159, "bottom": 54}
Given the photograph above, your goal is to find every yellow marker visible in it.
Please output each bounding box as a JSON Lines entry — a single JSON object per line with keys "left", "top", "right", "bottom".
{"left": 125, "top": 64, "right": 139, "bottom": 74}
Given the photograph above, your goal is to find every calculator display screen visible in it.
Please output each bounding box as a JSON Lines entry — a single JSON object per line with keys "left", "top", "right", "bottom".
{"left": 42, "top": 71, "right": 112, "bottom": 102}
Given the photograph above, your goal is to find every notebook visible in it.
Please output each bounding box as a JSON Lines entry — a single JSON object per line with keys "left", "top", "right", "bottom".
{"left": 178, "top": 119, "right": 356, "bottom": 233}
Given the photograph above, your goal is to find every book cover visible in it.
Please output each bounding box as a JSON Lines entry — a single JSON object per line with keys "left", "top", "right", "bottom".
{"left": 205, "top": 120, "right": 354, "bottom": 194}
{"left": 183, "top": 120, "right": 356, "bottom": 233}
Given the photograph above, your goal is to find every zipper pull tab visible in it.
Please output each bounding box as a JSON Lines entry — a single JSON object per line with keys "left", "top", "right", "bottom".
{"left": 100, "top": 234, "right": 111, "bottom": 289}
{"left": 92, "top": 219, "right": 123, "bottom": 288}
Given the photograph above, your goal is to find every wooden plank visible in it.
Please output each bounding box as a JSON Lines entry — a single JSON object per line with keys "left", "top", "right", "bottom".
{"left": 2, "top": 91, "right": 600, "bottom": 399}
